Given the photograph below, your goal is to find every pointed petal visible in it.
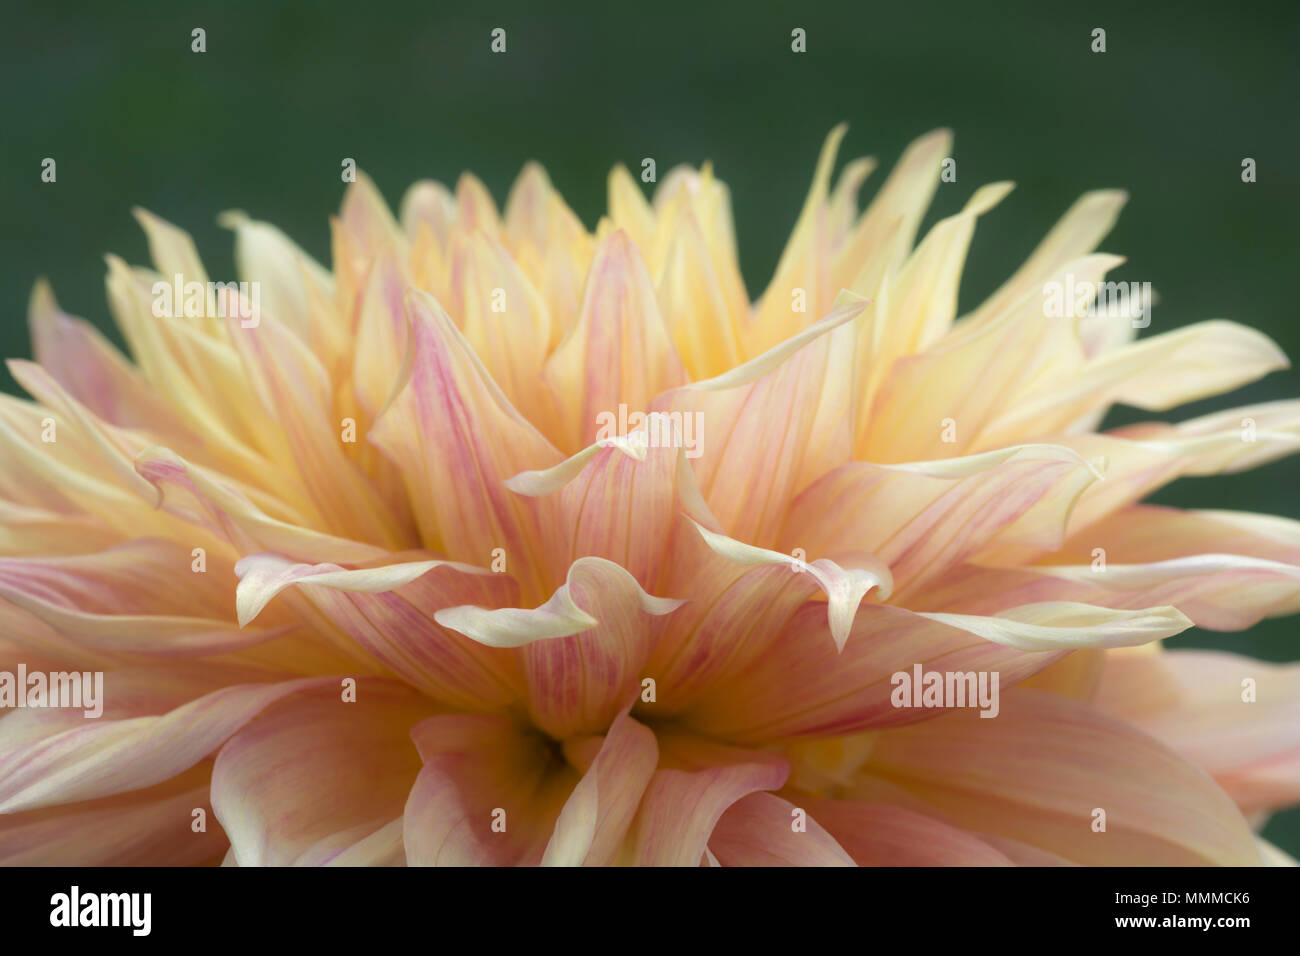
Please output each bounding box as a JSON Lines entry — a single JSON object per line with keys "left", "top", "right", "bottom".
{"left": 780, "top": 444, "right": 1102, "bottom": 600}
{"left": 0, "top": 540, "right": 289, "bottom": 657}
{"left": 0, "top": 676, "right": 328, "bottom": 813}
{"left": 368, "top": 289, "right": 561, "bottom": 598}
{"left": 653, "top": 297, "right": 865, "bottom": 546}
{"left": 235, "top": 552, "right": 524, "bottom": 710}
{"left": 543, "top": 231, "right": 688, "bottom": 451}
{"left": 541, "top": 711, "right": 659, "bottom": 866}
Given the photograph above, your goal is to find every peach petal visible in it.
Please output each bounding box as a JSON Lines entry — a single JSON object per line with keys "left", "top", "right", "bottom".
{"left": 211, "top": 680, "right": 436, "bottom": 866}
{"left": 709, "top": 792, "right": 856, "bottom": 866}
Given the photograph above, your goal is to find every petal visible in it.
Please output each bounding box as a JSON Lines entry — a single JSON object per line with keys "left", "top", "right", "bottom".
{"left": 541, "top": 711, "right": 659, "bottom": 866}
{"left": 0, "top": 765, "right": 226, "bottom": 865}
{"left": 682, "top": 602, "right": 1053, "bottom": 742}
{"left": 832, "top": 127, "right": 952, "bottom": 294}
{"left": 654, "top": 201, "right": 744, "bottom": 378}
{"left": 27, "top": 279, "right": 193, "bottom": 438}
{"left": 0, "top": 675, "right": 328, "bottom": 813}
{"left": 235, "top": 552, "right": 524, "bottom": 710}
{"left": 863, "top": 687, "right": 1261, "bottom": 865}
{"left": 621, "top": 736, "right": 789, "bottom": 866}
{"left": 505, "top": 414, "right": 718, "bottom": 589}
{"left": 543, "top": 230, "right": 688, "bottom": 452}
{"left": 222, "top": 290, "right": 409, "bottom": 547}
{"left": 688, "top": 520, "right": 890, "bottom": 651}
{"left": 399, "top": 179, "right": 457, "bottom": 246}
{"left": 860, "top": 253, "right": 1119, "bottom": 461}
{"left": 368, "top": 289, "right": 561, "bottom": 600}
{"left": 872, "top": 181, "right": 1015, "bottom": 362}
{"left": 1094, "top": 648, "right": 1300, "bottom": 817}
{"left": 442, "top": 230, "right": 552, "bottom": 418}
{"left": 982, "top": 320, "right": 1289, "bottom": 446}
{"left": 436, "top": 557, "right": 682, "bottom": 738}
{"left": 800, "top": 798, "right": 1014, "bottom": 866}
{"left": 779, "top": 444, "right": 1102, "bottom": 600}
{"left": 965, "top": 189, "right": 1128, "bottom": 331}
{"left": 686, "top": 599, "right": 1189, "bottom": 743}
{"left": 708, "top": 792, "right": 855, "bottom": 866}
{"left": 403, "top": 714, "right": 576, "bottom": 866}
{"left": 211, "top": 679, "right": 435, "bottom": 866}
{"left": 934, "top": 507, "right": 1300, "bottom": 631}
{"left": 745, "top": 125, "right": 846, "bottom": 355}
{"left": 0, "top": 540, "right": 291, "bottom": 657}
{"left": 135, "top": 445, "right": 389, "bottom": 565}
{"left": 653, "top": 296, "right": 866, "bottom": 547}
{"left": 219, "top": 211, "right": 341, "bottom": 363}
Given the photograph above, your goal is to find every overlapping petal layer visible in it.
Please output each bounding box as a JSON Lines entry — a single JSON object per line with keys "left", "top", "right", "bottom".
{"left": 1, "top": 127, "right": 1296, "bottom": 866}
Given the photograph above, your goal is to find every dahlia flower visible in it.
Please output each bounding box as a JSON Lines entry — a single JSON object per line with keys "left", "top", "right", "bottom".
{"left": 2, "top": 125, "right": 1299, "bottom": 866}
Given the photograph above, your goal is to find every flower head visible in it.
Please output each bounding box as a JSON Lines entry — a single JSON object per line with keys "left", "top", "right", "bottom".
{"left": 3, "top": 127, "right": 1299, "bottom": 865}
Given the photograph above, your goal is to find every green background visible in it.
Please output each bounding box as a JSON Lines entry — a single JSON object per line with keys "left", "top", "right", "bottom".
{"left": 2, "top": 0, "right": 1298, "bottom": 855}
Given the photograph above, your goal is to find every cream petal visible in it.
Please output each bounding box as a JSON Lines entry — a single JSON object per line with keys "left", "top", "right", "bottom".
{"left": 981, "top": 320, "right": 1289, "bottom": 446}
{"left": 832, "top": 128, "right": 952, "bottom": 292}
{"left": 0, "top": 540, "right": 291, "bottom": 657}
{"left": 27, "top": 280, "right": 194, "bottom": 438}
{"left": 873, "top": 181, "right": 1015, "bottom": 362}
{"left": 964, "top": 189, "right": 1128, "bottom": 331}
{"left": 1046, "top": 507, "right": 1300, "bottom": 631}
{"left": 222, "top": 299, "right": 409, "bottom": 548}
{"left": 682, "top": 602, "right": 1060, "bottom": 742}
{"left": 134, "top": 445, "right": 389, "bottom": 565}
{"left": 235, "top": 552, "right": 524, "bottom": 709}
{"left": 219, "top": 211, "right": 339, "bottom": 360}
{"left": 745, "top": 125, "right": 846, "bottom": 356}
{"left": 437, "top": 557, "right": 682, "bottom": 739}
{"left": 0, "top": 675, "right": 329, "bottom": 813}
{"left": 541, "top": 711, "right": 659, "bottom": 866}
{"left": 689, "top": 520, "right": 890, "bottom": 651}
{"left": 340, "top": 171, "right": 405, "bottom": 253}
{"left": 443, "top": 230, "right": 552, "bottom": 418}
{"left": 399, "top": 180, "right": 457, "bottom": 246}
{"left": 860, "top": 253, "right": 1119, "bottom": 461}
